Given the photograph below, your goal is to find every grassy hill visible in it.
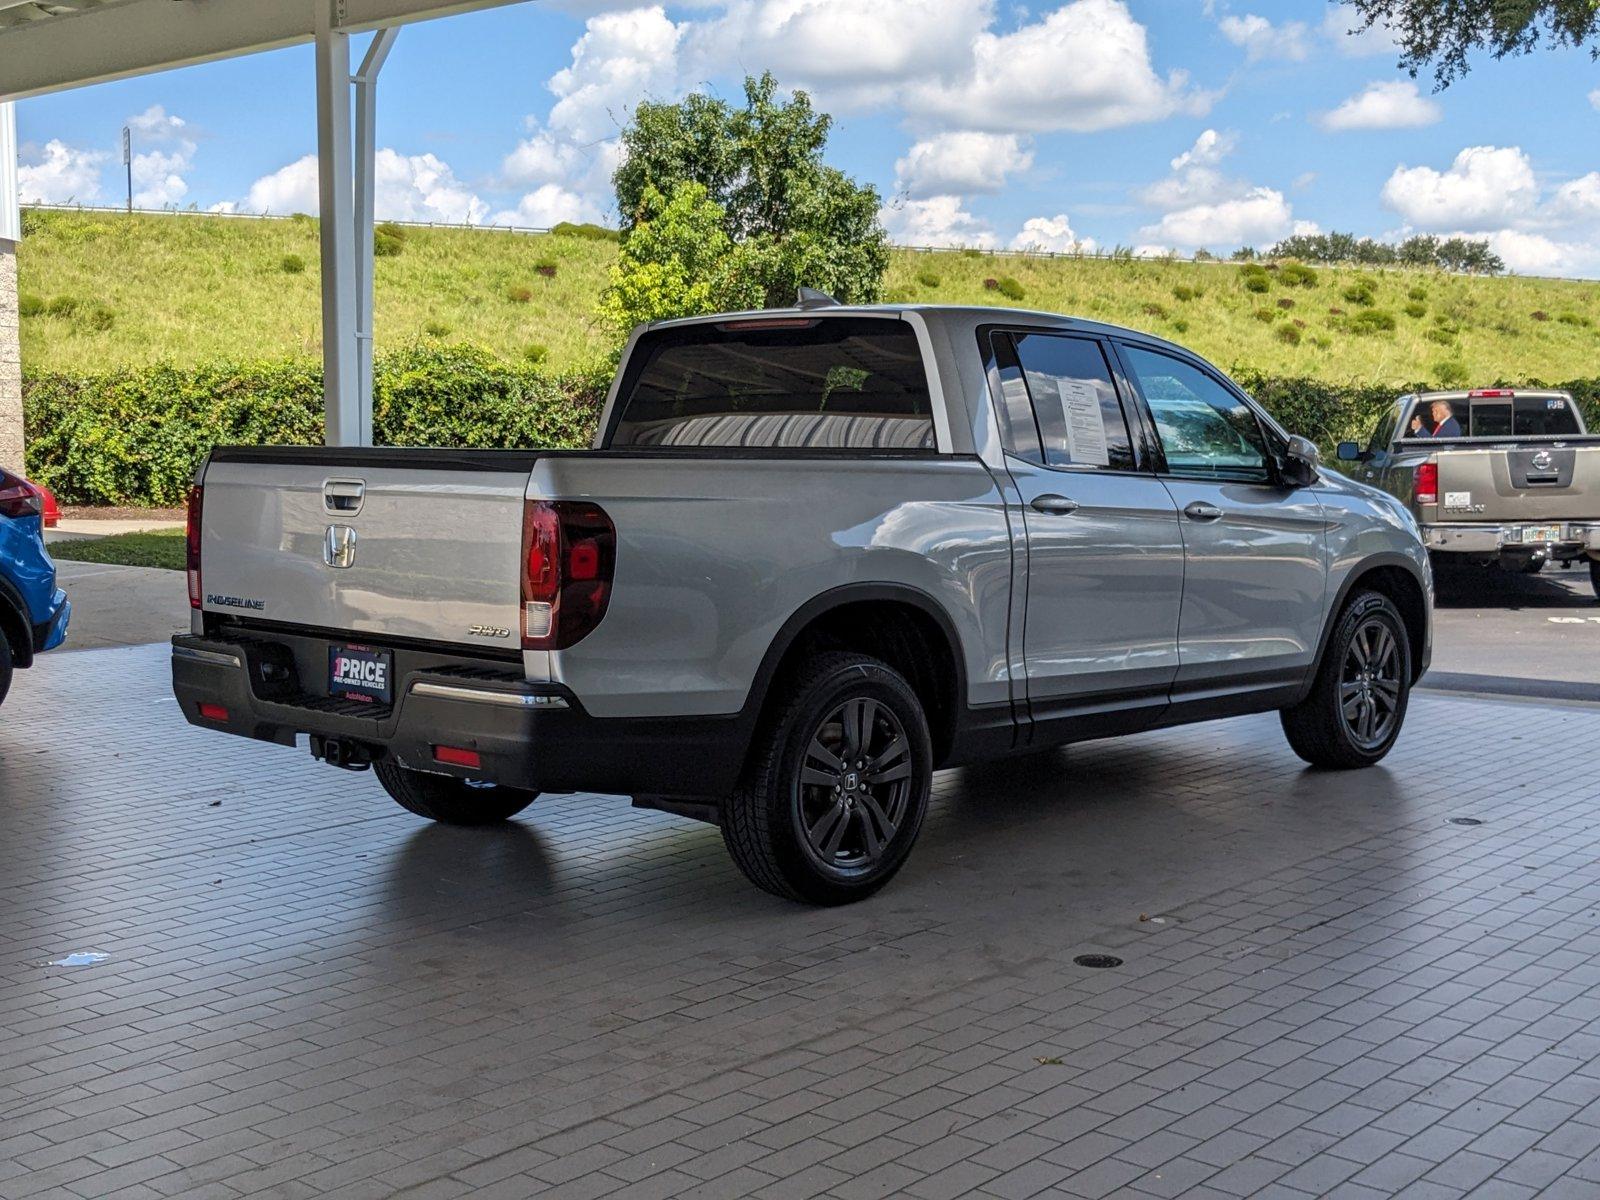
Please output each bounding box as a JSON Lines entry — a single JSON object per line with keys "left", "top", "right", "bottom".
{"left": 16, "top": 207, "right": 1600, "bottom": 388}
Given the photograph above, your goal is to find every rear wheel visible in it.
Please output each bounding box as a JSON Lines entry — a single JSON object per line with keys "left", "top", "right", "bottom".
{"left": 1281, "top": 590, "right": 1411, "bottom": 770}
{"left": 374, "top": 761, "right": 538, "bottom": 826}
{"left": 0, "top": 635, "right": 12, "bottom": 710}
{"left": 1590, "top": 558, "right": 1600, "bottom": 602}
{"left": 722, "top": 652, "right": 932, "bottom": 905}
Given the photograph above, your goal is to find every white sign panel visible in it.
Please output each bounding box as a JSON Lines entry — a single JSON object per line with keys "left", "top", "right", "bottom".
{"left": 1055, "top": 378, "right": 1110, "bottom": 467}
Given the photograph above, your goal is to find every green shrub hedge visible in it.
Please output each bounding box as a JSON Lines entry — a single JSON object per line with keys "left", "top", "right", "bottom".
{"left": 24, "top": 345, "right": 608, "bottom": 507}
{"left": 22, "top": 346, "right": 1600, "bottom": 506}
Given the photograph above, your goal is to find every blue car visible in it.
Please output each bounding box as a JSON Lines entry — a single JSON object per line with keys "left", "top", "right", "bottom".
{"left": 0, "top": 466, "right": 70, "bottom": 706}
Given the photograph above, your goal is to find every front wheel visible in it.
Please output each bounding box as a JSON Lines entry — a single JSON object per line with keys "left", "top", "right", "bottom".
{"left": 374, "top": 761, "right": 538, "bottom": 825}
{"left": 1281, "top": 590, "right": 1412, "bottom": 769}
{"left": 722, "top": 652, "right": 932, "bottom": 905}
{"left": 1590, "top": 558, "right": 1600, "bottom": 602}
{"left": 0, "top": 635, "right": 12, "bottom": 709}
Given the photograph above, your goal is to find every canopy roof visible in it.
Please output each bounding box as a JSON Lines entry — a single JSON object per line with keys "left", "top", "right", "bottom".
{"left": 0, "top": 0, "right": 523, "bottom": 101}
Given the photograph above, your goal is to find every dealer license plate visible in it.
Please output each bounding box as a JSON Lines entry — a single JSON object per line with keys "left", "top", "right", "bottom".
{"left": 1518, "top": 525, "right": 1563, "bottom": 545}
{"left": 329, "top": 644, "right": 394, "bottom": 705}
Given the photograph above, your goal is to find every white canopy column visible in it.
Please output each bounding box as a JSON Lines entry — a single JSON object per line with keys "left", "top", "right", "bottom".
{"left": 0, "top": 100, "right": 21, "bottom": 472}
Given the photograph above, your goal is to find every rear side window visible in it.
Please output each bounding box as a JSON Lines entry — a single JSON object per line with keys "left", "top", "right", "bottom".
{"left": 994, "top": 332, "right": 1136, "bottom": 471}
{"left": 609, "top": 318, "right": 935, "bottom": 450}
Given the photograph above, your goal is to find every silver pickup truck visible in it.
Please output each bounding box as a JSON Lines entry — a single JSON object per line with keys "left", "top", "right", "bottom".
{"left": 174, "top": 304, "right": 1432, "bottom": 904}
{"left": 1338, "top": 389, "right": 1600, "bottom": 597}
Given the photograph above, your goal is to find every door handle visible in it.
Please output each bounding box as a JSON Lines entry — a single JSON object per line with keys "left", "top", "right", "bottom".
{"left": 1184, "top": 501, "right": 1224, "bottom": 522}
{"left": 1030, "top": 494, "right": 1080, "bottom": 515}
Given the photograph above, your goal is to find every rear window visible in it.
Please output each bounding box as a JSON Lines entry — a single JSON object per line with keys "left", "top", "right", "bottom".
{"left": 1401, "top": 394, "right": 1582, "bottom": 438}
{"left": 609, "top": 318, "right": 935, "bottom": 450}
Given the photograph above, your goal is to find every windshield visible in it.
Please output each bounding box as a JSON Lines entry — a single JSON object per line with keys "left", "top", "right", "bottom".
{"left": 610, "top": 318, "right": 935, "bottom": 450}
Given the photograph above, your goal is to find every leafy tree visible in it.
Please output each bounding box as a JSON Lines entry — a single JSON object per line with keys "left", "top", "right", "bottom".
{"left": 612, "top": 72, "right": 889, "bottom": 313}
{"left": 598, "top": 183, "right": 762, "bottom": 335}
{"left": 1338, "top": 0, "right": 1600, "bottom": 85}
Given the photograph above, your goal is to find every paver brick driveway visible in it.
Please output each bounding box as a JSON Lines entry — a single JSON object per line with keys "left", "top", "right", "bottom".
{"left": 3, "top": 643, "right": 1599, "bottom": 1199}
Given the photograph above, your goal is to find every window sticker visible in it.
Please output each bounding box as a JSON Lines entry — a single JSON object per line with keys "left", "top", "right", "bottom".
{"left": 1549, "top": 398, "right": 1566, "bottom": 409}
{"left": 1054, "top": 378, "right": 1111, "bottom": 466}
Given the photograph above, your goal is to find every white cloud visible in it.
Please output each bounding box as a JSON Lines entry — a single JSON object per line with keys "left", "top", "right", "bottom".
{"left": 120, "top": 105, "right": 200, "bottom": 208}
{"left": 1219, "top": 13, "right": 1311, "bottom": 62}
{"left": 911, "top": 0, "right": 1209, "bottom": 133}
{"left": 1142, "top": 186, "right": 1293, "bottom": 249}
{"left": 501, "top": 129, "right": 585, "bottom": 188}
{"left": 895, "top": 132, "right": 1032, "bottom": 199}
{"left": 1319, "top": 81, "right": 1441, "bottom": 132}
{"left": 1170, "top": 128, "right": 1235, "bottom": 172}
{"left": 243, "top": 149, "right": 489, "bottom": 223}
{"left": 1010, "top": 214, "right": 1095, "bottom": 253}
{"left": 1381, "top": 145, "right": 1600, "bottom": 277}
{"left": 548, "top": 6, "right": 683, "bottom": 144}
{"left": 1381, "top": 145, "right": 1538, "bottom": 232}
{"left": 17, "top": 139, "right": 106, "bottom": 204}
{"left": 490, "top": 183, "right": 605, "bottom": 228}
{"left": 1590, "top": 88, "right": 1600, "bottom": 111}
{"left": 692, "top": 0, "right": 993, "bottom": 109}
{"left": 880, "top": 195, "right": 996, "bottom": 248}
{"left": 245, "top": 155, "right": 320, "bottom": 214}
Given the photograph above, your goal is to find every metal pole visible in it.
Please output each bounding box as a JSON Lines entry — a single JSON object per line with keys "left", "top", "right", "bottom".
{"left": 314, "top": 0, "right": 360, "bottom": 447}
{"left": 352, "top": 26, "right": 397, "bottom": 448}
{"left": 122, "top": 125, "right": 131, "bottom": 212}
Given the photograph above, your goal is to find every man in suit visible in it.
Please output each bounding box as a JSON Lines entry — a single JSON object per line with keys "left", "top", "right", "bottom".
{"left": 1410, "top": 399, "right": 1463, "bottom": 438}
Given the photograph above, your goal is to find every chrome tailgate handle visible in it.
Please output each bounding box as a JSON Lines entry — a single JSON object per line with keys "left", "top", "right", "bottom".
{"left": 323, "top": 479, "right": 366, "bottom": 515}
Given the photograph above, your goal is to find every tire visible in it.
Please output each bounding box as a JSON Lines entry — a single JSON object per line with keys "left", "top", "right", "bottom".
{"left": 1281, "top": 590, "right": 1412, "bottom": 770}
{"left": 0, "top": 635, "right": 12, "bottom": 710}
{"left": 1590, "top": 559, "right": 1600, "bottom": 602}
{"left": 374, "top": 760, "right": 538, "bottom": 826}
{"left": 722, "top": 651, "right": 932, "bottom": 905}
{"left": 1514, "top": 557, "right": 1544, "bottom": 575}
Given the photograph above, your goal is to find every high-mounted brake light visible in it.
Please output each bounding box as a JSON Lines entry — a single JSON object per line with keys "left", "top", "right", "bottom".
{"left": 1415, "top": 462, "right": 1438, "bottom": 506}
{"left": 186, "top": 483, "right": 204, "bottom": 609}
{"left": 715, "top": 318, "right": 820, "bottom": 331}
{"left": 1469, "top": 389, "right": 1513, "bottom": 398}
{"left": 0, "top": 469, "right": 44, "bottom": 519}
{"left": 521, "top": 500, "right": 616, "bottom": 651}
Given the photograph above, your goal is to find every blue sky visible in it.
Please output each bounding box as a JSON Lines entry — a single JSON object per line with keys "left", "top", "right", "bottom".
{"left": 14, "top": 0, "right": 1600, "bottom": 276}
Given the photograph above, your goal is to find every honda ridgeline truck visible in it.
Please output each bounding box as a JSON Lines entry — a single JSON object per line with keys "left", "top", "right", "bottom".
{"left": 1339, "top": 390, "right": 1600, "bottom": 597}
{"left": 174, "top": 303, "right": 1432, "bottom": 904}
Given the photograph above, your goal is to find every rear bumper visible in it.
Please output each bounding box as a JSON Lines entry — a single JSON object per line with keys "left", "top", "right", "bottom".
{"left": 171, "top": 630, "right": 747, "bottom": 798}
{"left": 1421, "top": 522, "right": 1600, "bottom": 558}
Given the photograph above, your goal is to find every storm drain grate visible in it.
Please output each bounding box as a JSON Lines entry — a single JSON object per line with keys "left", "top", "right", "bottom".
{"left": 1073, "top": 954, "right": 1123, "bottom": 969}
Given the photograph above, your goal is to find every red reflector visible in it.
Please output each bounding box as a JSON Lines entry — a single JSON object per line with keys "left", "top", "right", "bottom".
{"left": 198, "top": 703, "right": 229, "bottom": 722}
{"left": 1416, "top": 462, "right": 1438, "bottom": 505}
{"left": 1469, "top": 389, "right": 1512, "bottom": 398}
{"left": 433, "top": 745, "right": 481, "bottom": 769}
{"left": 568, "top": 538, "right": 599, "bottom": 581}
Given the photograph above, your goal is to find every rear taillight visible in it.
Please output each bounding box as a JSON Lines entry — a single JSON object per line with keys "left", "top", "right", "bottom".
{"left": 1415, "top": 462, "right": 1438, "bottom": 506}
{"left": 186, "top": 483, "right": 204, "bottom": 609}
{"left": 0, "top": 469, "right": 44, "bottom": 519}
{"left": 521, "top": 500, "right": 615, "bottom": 650}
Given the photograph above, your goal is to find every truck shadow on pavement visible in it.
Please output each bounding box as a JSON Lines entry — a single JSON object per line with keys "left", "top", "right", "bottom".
{"left": 1431, "top": 562, "right": 1593, "bottom": 609}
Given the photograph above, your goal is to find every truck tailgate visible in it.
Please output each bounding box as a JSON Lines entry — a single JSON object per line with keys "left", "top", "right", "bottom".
{"left": 199, "top": 450, "right": 534, "bottom": 650}
{"left": 1436, "top": 444, "right": 1600, "bottom": 522}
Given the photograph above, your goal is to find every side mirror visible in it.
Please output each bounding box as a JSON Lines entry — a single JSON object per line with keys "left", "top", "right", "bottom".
{"left": 1335, "top": 441, "right": 1363, "bottom": 462}
{"left": 1281, "top": 435, "right": 1320, "bottom": 487}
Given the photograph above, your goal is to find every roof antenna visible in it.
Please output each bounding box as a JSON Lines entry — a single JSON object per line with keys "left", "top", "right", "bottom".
{"left": 796, "top": 286, "right": 841, "bottom": 310}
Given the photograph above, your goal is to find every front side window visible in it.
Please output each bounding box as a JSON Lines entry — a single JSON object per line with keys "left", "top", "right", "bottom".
{"left": 1119, "top": 345, "right": 1271, "bottom": 482}
{"left": 610, "top": 318, "right": 934, "bottom": 450}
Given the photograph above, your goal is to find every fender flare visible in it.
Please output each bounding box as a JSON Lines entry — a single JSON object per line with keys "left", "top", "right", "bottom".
{"left": 1298, "top": 552, "right": 1429, "bottom": 703}
{"left": 738, "top": 581, "right": 970, "bottom": 729}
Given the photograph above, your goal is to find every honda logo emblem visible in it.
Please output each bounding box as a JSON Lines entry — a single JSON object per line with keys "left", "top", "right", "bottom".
{"left": 323, "top": 525, "right": 357, "bottom": 569}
